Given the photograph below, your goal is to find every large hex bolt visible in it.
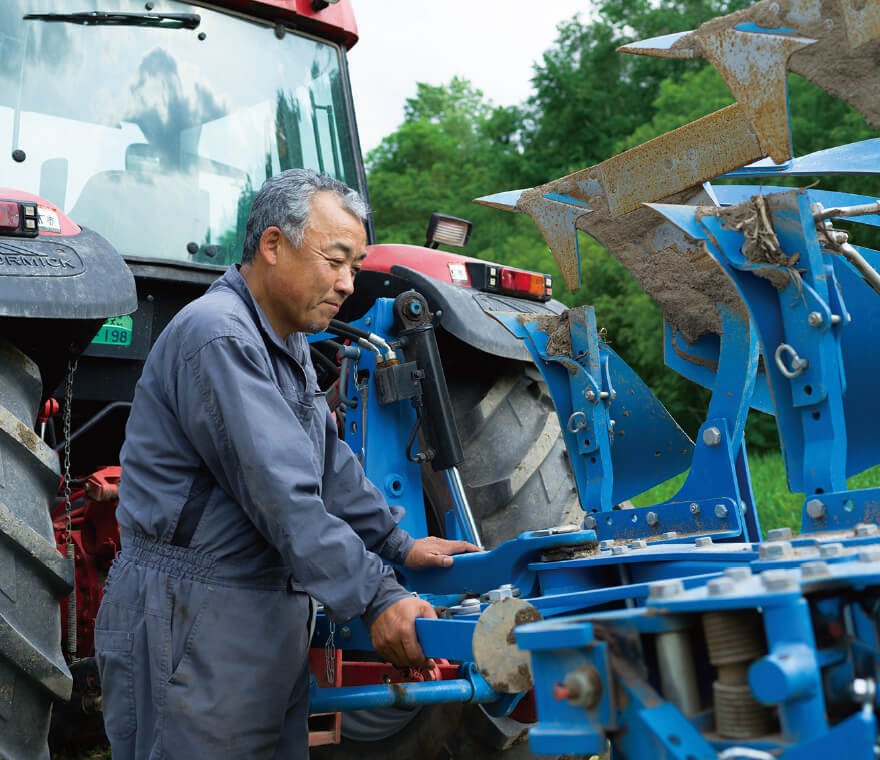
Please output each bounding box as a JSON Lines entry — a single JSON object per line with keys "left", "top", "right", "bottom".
{"left": 630, "top": 539, "right": 648, "bottom": 549}
{"left": 488, "top": 584, "right": 515, "bottom": 602}
{"left": 759, "top": 541, "right": 794, "bottom": 560}
{"left": 859, "top": 547, "right": 880, "bottom": 563}
{"left": 766, "top": 527, "right": 793, "bottom": 541}
{"left": 724, "top": 566, "right": 752, "bottom": 582}
{"left": 708, "top": 577, "right": 734, "bottom": 596}
{"left": 584, "top": 515, "right": 598, "bottom": 531}
{"left": 599, "top": 540, "right": 615, "bottom": 550}
{"left": 819, "top": 542, "right": 844, "bottom": 558}
{"left": 562, "top": 666, "right": 603, "bottom": 708}
{"left": 761, "top": 569, "right": 799, "bottom": 592}
{"left": 801, "top": 561, "right": 831, "bottom": 578}
{"left": 661, "top": 531, "right": 679, "bottom": 540}
{"left": 649, "top": 579, "right": 684, "bottom": 600}
{"left": 715, "top": 504, "right": 729, "bottom": 519}
{"left": 611, "top": 545, "right": 630, "bottom": 555}
{"left": 805, "top": 499, "right": 826, "bottom": 520}
{"left": 695, "top": 536, "right": 713, "bottom": 547}
{"left": 702, "top": 427, "right": 722, "bottom": 446}
{"left": 855, "top": 523, "right": 879, "bottom": 537}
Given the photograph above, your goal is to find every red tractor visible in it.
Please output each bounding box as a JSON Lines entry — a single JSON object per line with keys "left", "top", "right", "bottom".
{"left": 0, "top": 2, "right": 574, "bottom": 757}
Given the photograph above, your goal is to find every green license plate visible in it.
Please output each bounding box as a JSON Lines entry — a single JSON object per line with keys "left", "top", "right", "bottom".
{"left": 92, "top": 315, "right": 133, "bottom": 347}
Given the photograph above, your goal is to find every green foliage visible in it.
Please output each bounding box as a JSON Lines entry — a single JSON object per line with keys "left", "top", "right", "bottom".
{"left": 365, "top": 0, "right": 879, "bottom": 449}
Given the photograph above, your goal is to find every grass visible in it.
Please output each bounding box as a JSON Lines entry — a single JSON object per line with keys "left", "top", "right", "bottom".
{"left": 631, "top": 450, "right": 880, "bottom": 533}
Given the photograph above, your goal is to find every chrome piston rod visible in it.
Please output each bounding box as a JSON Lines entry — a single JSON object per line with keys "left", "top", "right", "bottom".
{"left": 444, "top": 466, "right": 483, "bottom": 549}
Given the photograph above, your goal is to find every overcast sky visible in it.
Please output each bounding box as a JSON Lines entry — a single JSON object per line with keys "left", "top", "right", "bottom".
{"left": 347, "top": 1, "right": 593, "bottom": 155}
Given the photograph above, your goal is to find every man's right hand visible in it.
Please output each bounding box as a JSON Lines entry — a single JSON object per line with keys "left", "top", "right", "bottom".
{"left": 369, "top": 596, "right": 437, "bottom": 669}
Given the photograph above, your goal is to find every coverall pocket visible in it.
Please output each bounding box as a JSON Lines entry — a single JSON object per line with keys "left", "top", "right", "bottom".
{"left": 280, "top": 384, "right": 314, "bottom": 428}
{"left": 167, "top": 582, "right": 212, "bottom": 682}
{"left": 94, "top": 628, "right": 136, "bottom": 739}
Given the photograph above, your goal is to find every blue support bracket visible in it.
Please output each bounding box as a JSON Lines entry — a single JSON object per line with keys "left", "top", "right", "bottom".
{"left": 800, "top": 487, "right": 880, "bottom": 534}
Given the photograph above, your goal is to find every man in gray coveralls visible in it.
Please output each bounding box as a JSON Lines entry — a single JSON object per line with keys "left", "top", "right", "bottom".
{"left": 95, "top": 168, "right": 478, "bottom": 759}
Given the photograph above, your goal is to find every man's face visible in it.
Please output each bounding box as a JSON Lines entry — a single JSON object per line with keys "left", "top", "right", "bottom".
{"left": 268, "top": 191, "right": 367, "bottom": 336}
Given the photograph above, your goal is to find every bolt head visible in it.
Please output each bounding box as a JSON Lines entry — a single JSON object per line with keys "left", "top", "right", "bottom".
{"left": 855, "top": 523, "right": 879, "bottom": 537}
{"left": 819, "top": 542, "right": 844, "bottom": 558}
{"left": 759, "top": 540, "right": 794, "bottom": 560}
{"left": 707, "top": 577, "right": 734, "bottom": 596}
{"left": 563, "top": 667, "right": 602, "bottom": 708}
{"left": 488, "top": 586, "right": 514, "bottom": 602}
{"left": 859, "top": 547, "right": 880, "bottom": 563}
{"left": 702, "top": 426, "right": 722, "bottom": 446}
{"left": 806, "top": 499, "right": 826, "bottom": 520}
{"left": 646, "top": 511, "right": 659, "bottom": 527}
{"left": 630, "top": 539, "right": 647, "bottom": 550}
{"left": 584, "top": 516, "right": 598, "bottom": 531}
{"left": 808, "top": 311, "right": 824, "bottom": 327}
{"left": 851, "top": 678, "right": 876, "bottom": 705}
{"left": 648, "top": 579, "right": 684, "bottom": 600}
{"left": 689, "top": 503, "right": 701, "bottom": 515}
{"left": 761, "top": 569, "right": 799, "bottom": 592}
{"left": 724, "top": 566, "right": 752, "bottom": 581}
{"left": 767, "top": 527, "right": 793, "bottom": 541}
{"left": 801, "top": 560, "right": 831, "bottom": 578}
{"left": 695, "top": 536, "right": 713, "bottom": 547}
{"left": 599, "top": 539, "right": 615, "bottom": 550}
{"left": 714, "top": 504, "right": 729, "bottom": 519}
{"left": 585, "top": 389, "right": 596, "bottom": 401}
{"left": 661, "top": 531, "right": 679, "bottom": 540}
{"left": 611, "top": 545, "right": 629, "bottom": 555}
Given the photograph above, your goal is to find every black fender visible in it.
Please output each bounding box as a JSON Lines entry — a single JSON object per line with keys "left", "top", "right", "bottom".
{"left": 339, "top": 266, "right": 567, "bottom": 362}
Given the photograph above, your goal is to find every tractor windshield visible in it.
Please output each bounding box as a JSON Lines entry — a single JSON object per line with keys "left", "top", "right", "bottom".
{"left": 0, "top": 1, "right": 363, "bottom": 267}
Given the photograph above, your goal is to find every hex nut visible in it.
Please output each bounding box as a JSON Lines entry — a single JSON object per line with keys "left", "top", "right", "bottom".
{"left": 563, "top": 666, "right": 602, "bottom": 708}
{"left": 630, "top": 539, "right": 648, "bottom": 550}
{"left": 807, "top": 311, "right": 824, "bottom": 327}
{"left": 661, "top": 531, "right": 679, "bottom": 540}
{"left": 695, "top": 536, "right": 713, "bottom": 547}
{"left": 689, "top": 503, "right": 701, "bottom": 515}
{"left": 648, "top": 579, "right": 684, "bottom": 600}
{"left": 707, "top": 577, "right": 734, "bottom": 596}
{"left": 759, "top": 540, "right": 794, "bottom": 560}
{"left": 702, "top": 427, "right": 722, "bottom": 446}
{"left": 801, "top": 560, "right": 831, "bottom": 578}
{"left": 646, "top": 511, "right": 659, "bottom": 527}
{"left": 855, "top": 523, "right": 879, "bottom": 537}
{"left": 818, "top": 542, "right": 845, "bottom": 558}
{"left": 805, "top": 499, "right": 826, "bottom": 520}
{"left": 766, "top": 527, "right": 793, "bottom": 541}
{"left": 724, "top": 566, "right": 752, "bottom": 581}
{"left": 859, "top": 547, "right": 880, "bottom": 563}
{"left": 761, "top": 569, "right": 799, "bottom": 592}
{"left": 715, "top": 504, "right": 729, "bottom": 519}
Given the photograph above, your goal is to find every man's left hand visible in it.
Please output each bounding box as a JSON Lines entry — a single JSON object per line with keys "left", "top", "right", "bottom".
{"left": 404, "top": 536, "right": 482, "bottom": 569}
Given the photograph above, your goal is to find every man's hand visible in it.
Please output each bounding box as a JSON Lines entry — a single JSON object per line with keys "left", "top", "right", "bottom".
{"left": 369, "top": 596, "right": 437, "bottom": 669}
{"left": 404, "top": 536, "right": 482, "bottom": 569}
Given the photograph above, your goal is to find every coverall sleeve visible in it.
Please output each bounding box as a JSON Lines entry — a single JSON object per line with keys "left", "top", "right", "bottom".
{"left": 176, "top": 335, "right": 410, "bottom": 625}
{"left": 320, "top": 404, "right": 415, "bottom": 566}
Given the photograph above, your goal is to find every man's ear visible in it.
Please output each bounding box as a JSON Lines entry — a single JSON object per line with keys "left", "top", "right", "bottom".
{"left": 258, "top": 226, "right": 284, "bottom": 266}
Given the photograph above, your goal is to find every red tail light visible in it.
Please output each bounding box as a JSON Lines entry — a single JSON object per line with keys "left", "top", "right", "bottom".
{"left": 465, "top": 262, "right": 552, "bottom": 301}
{"left": 0, "top": 201, "right": 20, "bottom": 230}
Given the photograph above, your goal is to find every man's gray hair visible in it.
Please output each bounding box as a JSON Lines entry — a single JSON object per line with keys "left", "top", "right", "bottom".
{"left": 241, "top": 169, "right": 369, "bottom": 264}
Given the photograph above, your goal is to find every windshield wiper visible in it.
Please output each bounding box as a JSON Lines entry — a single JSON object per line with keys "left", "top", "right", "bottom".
{"left": 23, "top": 11, "right": 200, "bottom": 29}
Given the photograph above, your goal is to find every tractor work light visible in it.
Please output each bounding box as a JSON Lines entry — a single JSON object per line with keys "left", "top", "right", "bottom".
{"left": 465, "top": 261, "right": 552, "bottom": 302}
{"left": 425, "top": 213, "right": 472, "bottom": 249}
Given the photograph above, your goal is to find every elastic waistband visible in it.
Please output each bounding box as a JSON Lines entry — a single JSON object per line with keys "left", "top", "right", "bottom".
{"left": 119, "top": 532, "right": 291, "bottom": 588}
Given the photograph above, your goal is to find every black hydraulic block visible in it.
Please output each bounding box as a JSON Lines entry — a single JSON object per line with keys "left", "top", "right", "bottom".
{"left": 398, "top": 323, "right": 464, "bottom": 471}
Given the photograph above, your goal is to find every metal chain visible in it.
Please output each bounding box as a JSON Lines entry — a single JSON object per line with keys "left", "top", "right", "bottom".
{"left": 324, "top": 621, "right": 336, "bottom": 685}
{"left": 62, "top": 359, "right": 78, "bottom": 545}
{"left": 62, "top": 359, "right": 78, "bottom": 657}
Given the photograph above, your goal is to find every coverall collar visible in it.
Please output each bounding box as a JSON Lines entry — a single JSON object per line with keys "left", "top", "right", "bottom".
{"left": 211, "top": 265, "right": 307, "bottom": 365}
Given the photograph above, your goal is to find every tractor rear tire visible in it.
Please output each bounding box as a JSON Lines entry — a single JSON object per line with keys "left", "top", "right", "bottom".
{"left": 0, "top": 340, "right": 73, "bottom": 760}
{"left": 425, "top": 337, "right": 582, "bottom": 548}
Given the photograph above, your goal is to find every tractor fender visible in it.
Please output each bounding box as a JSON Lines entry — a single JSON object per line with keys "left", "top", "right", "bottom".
{"left": 354, "top": 244, "right": 566, "bottom": 361}
{"left": 389, "top": 264, "right": 566, "bottom": 361}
